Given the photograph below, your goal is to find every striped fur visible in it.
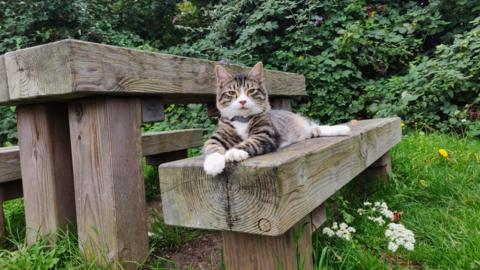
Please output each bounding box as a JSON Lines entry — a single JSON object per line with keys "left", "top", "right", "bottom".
{"left": 203, "top": 62, "right": 351, "bottom": 176}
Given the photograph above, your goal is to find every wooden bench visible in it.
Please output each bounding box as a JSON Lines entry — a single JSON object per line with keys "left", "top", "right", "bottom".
{"left": 0, "top": 129, "right": 204, "bottom": 237}
{"left": 0, "top": 39, "right": 305, "bottom": 269}
{"left": 159, "top": 118, "right": 400, "bottom": 269}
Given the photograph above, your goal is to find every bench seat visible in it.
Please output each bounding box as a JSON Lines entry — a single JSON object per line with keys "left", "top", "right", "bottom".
{"left": 159, "top": 118, "right": 401, "bottom": 236}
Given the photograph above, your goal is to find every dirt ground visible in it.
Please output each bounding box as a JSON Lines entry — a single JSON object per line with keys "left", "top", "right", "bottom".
{"left": 146, "top": 197, "right": 223, "bottom": 270}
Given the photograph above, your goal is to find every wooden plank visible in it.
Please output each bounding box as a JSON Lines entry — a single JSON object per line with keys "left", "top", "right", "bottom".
{"left": 68, "top": 98, "right": 148, "bottom": 268}
{"left": 2, "top": 39, "right": 306, "bottom": 105}
{"left": 223, "top": 217, "right": 313, "bottom": 270}
{"left": 141, "top": 129, "right": 203, "bottom": 156}
{"left": 1, "top": 180, "right": 23, "bottom": 201}
{"left": 0, "top": 129, "right": 202, "bottom": 185}
{"left": 270, "top": 97, "right": 292, "bottom": 111}
{"left": 141, "top": 98, "right": 164, "bottom": 123}
{"left": 0, "top": 146, "right": 20, "bottom": 183}
{"left": 145, "top": 149, "right": 188, "bottom": 167}
{"left": 159, "top": 118, "right": 401, "bottom": 236}
{"left": 0, "top": 55, "right": 9, "bottom": 103}
{"left": 16, "top": 104, "right": 76, "bottom": 244}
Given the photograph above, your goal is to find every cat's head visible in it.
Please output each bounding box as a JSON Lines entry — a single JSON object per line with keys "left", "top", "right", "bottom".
{"left": 215, "top": 62, "right": 270, "bottom": 119}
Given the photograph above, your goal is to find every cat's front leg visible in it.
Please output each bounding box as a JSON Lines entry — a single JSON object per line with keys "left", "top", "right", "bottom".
{"left": 204, "top": 152, "right": 226, "bottom": 176}
{"left": 224, "top": 148, "right": 249, "bottom": 162}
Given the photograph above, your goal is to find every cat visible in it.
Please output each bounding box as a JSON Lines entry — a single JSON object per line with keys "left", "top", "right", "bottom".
{"left": 203, "top": 62, "right": 351, "bottom": 176}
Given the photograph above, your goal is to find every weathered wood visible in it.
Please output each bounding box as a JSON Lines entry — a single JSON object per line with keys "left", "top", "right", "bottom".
{"left": 16, "top": 104, "right": 76, "bottom": 244}
{"left": 310, "top": 204, "right": 327, "bottom": 232}
{"left": 145, "top": 149, "right": 188, "bottom": 167}
{"left": 68, "top": 98, "right": 148, "bottom": 268}
{"left": 141, "top": 129, "right": 203, "bottom": 156}
{"left": 365, "top": 151, "right": 392, "bottom": 180}
{"left": 1, "top": 180, "right": 23, "bottom": 201}
{"left": 141, "top": 98, "right": 164, "bottom": 123}
{"left": 270, "top": 97, "right": 292, "bottom": 111}
{"left": 0, "top": 129, "right": 203, "bottom": 185}
{"left": 159, "top": 118, "right": 401, "bottom": 236}
{"left": 1, "top": 39, "right": 306, "bottom": 105}
{"left": 223, "top": 217, "right": 313, "bottom": 270}
{"left": 0, "top": 55, "right": 9, "bottom": 102}
{"left": 0, "top": 146, "right": 21, "bottom": 184}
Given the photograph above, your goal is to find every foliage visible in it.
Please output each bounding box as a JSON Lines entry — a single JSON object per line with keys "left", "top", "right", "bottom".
{"left": 169, "top": 0, "right": 479, "bottom": 133}
{"left": 1, "top": 132, "right": 479, "bottom": 268}
{"left": 314, "top": 132, "right": 480, "bottom": 269}
{"left": 0, "top": 107, "right": 16, "bottom": 146}
{"left": 364, "top": 19, "right": 480, "bottom": 133}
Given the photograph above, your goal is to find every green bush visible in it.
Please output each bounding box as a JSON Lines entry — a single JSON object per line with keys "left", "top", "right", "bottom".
{"left": 365, "top": 18, "right": 480, "bottom": 134}
{"left": 170, "top": 0, "right": 478, "bottom": 132}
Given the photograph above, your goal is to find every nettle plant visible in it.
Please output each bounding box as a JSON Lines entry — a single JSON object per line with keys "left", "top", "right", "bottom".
{"left": 322, "top": 201, "right": 416, "bottom": 253}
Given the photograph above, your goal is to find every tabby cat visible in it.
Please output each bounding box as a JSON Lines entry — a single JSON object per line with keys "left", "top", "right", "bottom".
{"left": 203, "top": 62, "right": 351, "bottom": 176}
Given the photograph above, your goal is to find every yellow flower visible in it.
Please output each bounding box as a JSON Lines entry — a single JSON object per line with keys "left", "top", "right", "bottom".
{"left": 401, "top": 122, "right": 405, "bottom": 128}
{"left": 298, "top": 55, "right": 305, "bottom": 61}
{"left": 419, "top": 179, "right": 427, "bottom": 187}
{"left": 438, "top": 149, "right": 448, "bottom": 158}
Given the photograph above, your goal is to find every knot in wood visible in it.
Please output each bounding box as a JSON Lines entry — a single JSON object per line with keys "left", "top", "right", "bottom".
{"left": 257, "top": 218, "right": 271, "bottom": 232}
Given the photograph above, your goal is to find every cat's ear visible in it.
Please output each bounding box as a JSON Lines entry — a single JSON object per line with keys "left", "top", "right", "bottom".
{"left": 215, "top": 65, "right": 233, "bottom": 86}
{"left": 248, "top": 62, "right": 264, "bottom": 82}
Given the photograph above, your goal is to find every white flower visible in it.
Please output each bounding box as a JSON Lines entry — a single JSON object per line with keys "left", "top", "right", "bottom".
{"left": 322, "top": 222, "right": 356, "bottom": 241}
{"left": 148, "top": 231, "right": 154, "bottom": 237}
{"left": 385, "top": 223, "right": 415, "bottom": 252}
{"left": 363, "top": 201, "right": 372, "bottom": 206}
{"left": 368, "top": 216, "right": 385, "bottom": 225}
{"left": 357, "top": 208, "right": 366, "bottom": 215}
{"left": 322, "top": 227, "right": 335, "bottom": 237}
{"left": 388, "top": 241, "right": 399, "bottom": 252}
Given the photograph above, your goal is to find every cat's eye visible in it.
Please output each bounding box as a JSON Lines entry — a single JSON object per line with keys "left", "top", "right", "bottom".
{"left": 247, "top": 89, "right": 258, "bottom": 95}
{"left": 226, "top": 90, "right": 236, "bottom": 96}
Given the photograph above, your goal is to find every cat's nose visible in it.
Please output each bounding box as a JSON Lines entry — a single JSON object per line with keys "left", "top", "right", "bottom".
{"left": 239, "top": 100, "right": 247, "bottom": 106}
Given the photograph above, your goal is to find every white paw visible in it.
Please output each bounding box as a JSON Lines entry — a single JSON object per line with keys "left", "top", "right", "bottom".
{"left": 203, "top": 153, "right": 225, "bottom": 176}
{"left": 312, "top": 125, "right": 351, "bottom": 137}
{"left": 225, "top": 148, "right": 249, "bottom": 162}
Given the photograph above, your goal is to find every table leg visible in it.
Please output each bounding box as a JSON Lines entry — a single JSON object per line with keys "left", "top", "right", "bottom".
{"left": 16, "top": 104, "right": 76, "bottom": 244}
{"left": 68, "top": 98, "right": 148, "bottom": 269}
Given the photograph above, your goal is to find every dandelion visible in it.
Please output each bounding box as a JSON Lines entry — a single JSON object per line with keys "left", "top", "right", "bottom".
{"left": 419, "top": 179, "right": 427, "bottom": 187}
{"left": 401, "top": 121, "right": 405, "bottom": 128}
{"left": 438, "top": 148, "right": 449, "bottom": 158}
{"left": 298, "top": 55, "right": 305, "bottom": 61}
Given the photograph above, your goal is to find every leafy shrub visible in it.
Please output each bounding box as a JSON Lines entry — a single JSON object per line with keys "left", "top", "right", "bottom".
{"left": 0, "top": 107, "right": 17, "bottom": 146}
{"left": 364, "top": 18, "right": 480, "bottom": 133}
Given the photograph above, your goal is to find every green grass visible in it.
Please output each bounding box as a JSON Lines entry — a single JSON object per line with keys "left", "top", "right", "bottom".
{"left": 0, "top": 132, "right": 478, "bottom": 269}
{"left": 313, "top": 132, "right": 480, "bottom": 269}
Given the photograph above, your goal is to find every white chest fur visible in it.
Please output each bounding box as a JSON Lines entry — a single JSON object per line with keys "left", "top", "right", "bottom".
{"left": 232, "top": 121, "right": 249, "bottom": 140}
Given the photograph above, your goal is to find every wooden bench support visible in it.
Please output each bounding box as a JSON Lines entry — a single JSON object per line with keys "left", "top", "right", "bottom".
{"left": 223, "top": 217, "right": 313, "bottom": 270}
{"left": 16, "top": 104, "right": 76, "bottom": 244}
{"left": 68, "top": 98, "right": 148, "bottom": 269}
{"left": 360, "top": 151, "right": 392, "bottom": 181}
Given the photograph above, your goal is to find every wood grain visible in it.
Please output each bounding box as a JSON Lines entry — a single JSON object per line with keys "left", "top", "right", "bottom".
{"left": 141, "top": 98, "right": 164, "bottom": 123}
{"left": 141, "top": 129, "right": 203, "bottom": 156}
{"left": 2, "top": 39, "right": 306, "bottom": 105}
{"left": 159, "top": 118, "right": 401, "bottom": 236}
{"left": 16, "top": 104, "right": 76, "bottom": 244}
{"left": 0, "top": 55, "right": 9, "bottom": 103}
{"left": 0, "top": 146, "right": 21, "bottom": 184}
{"left": 223, "top": 217, "right": 313, "bottom": 270}
{"left": 68, "top": 98, "right": 148, "bottom": 269}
